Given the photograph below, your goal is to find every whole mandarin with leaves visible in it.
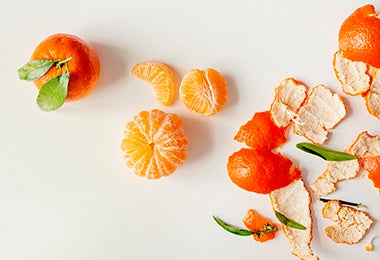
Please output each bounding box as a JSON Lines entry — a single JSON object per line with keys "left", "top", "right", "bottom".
{"left": 31, "top": 33, "right": 100, "bottom": 101}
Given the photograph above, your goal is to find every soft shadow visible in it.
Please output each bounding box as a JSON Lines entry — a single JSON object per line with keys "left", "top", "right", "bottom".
{"left": 89, "top": 42, "right": 128, "bottom": 94}
{"left": 181, "top": 115, "right": 213, "bottom": 163}
{"left": 223, "top": 73, "right": 239, "bottom": 109}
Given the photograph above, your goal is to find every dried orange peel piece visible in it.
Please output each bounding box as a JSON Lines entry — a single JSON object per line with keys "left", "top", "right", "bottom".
{"left": 294, "top": 85, "right": 346, "bottom": 144}
{"left": 179, "top": 68, "right": 228, "bottom": 116}
{"left": 227, "top": 148, "right": 301, "bottom": 194}
{"left": 120, "top": 109, "right": 188, "bottom": 179}
{"left": 365, "top": 68, "right": 380, "bottom": 119}
{"left": 243, "top": 209, "right": 278, "bottom": 242}
{"left": 270, "top": 179, "right": 319, "bottom": 260}
{"left": 322, "top": 200, "right": 374, "bottom": 244}
{"left": 333, "top": 51, "right": 371, "bottom": 95}
{"left": 234, "top": 111, "right": 287, "bottom": 150}
{"left": 131, "top": 62, "right": 176, "bottom": 106}
{"left": 270, "top": 78, "right": 307, "bottom": 128}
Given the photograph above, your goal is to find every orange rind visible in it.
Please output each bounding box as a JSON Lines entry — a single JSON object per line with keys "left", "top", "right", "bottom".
{"left": 322, "top": 200, "right": 373, "bottom": 244}
{"left": 270, "top": 179, "right": 319, "bottom": 260}
{"left": 243, "top": 209, "right": 278, "bottom": 242}
{"left": 270, "top": 78, "right": 307, "bottom": 128}
{"left": 294, "top": 85, "right": 346, "bottom": 144}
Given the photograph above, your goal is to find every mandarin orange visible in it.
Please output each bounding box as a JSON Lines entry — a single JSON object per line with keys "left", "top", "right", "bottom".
{"left": 180, "top": 68, "right": 228, "bottom": 116}
{"left": 131, "top": 62, "right": 175, "bottom": 106}
{"left": 339, "top": 4, "right": 380, "bottom": 68}
{"left": 30, "top": 33, "right": 100, "bottom": 101}
{"left": 243, "top": 209, "right": 278, "bottom": 242}
{"left": 120, "top": 109, "right": 188, "bottom": 179}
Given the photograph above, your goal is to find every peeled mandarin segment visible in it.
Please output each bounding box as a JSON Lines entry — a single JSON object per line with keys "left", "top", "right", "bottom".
{"left": 322, "top": 200, "right": 373, "bottom": 244}
{"left": 121, "top": 109, "right": 188, "bottom": 179}
{"left": 131, "top": 62, "right": 175, "bottom": 106}
{"left": 360, "top": 156, "right": 380, "bottom": 192}
{"left": 270, "top": 179, "right": 318, "bottom": 260}
{"left": 179, "top": 68, "right": 228, "bottom": 116}
{"left": 227, "top": 148, "right": 300, "bottom": 194}
{"left": 365, "top": 68, "right": 380, "bottom": 119}
{"left": 294, "top": 85, "right": 346, "bottom": 145}
{"left": 333, "top": 51, "right": 371, "bottom": 95}
{"left": 242, "top": 209, "right": 278, "bottom": 242}
{"left": 339, "top": 4, "right": 380, "bottom": 68}
{"left": 234, "top": 111, "right": 287, "bottom": 150}
{"left": 270, "top": 78, "right": 307, "bottom": 128}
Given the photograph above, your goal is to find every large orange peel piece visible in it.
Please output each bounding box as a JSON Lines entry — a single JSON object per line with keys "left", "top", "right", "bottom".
{"left": 227, "top": 148, "right": 301, "bottom": 194}
{"left": 322, "top": 200, "right": 373, "bottom": 244}
{"left": 270, "top": 179, "right": 319, "bottom": 260}
{"left": 294, "top": 85, "right": 346, "bottom": 144}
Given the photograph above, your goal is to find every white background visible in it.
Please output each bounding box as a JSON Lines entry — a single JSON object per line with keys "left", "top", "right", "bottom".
{"left": 1, "top": 0, "right": 379, "bottom": 259}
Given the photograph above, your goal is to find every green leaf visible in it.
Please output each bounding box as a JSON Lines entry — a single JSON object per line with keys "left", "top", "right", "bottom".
{"left": 36, "top": 71, "right": 69, "bottom": 111}
{"left": 274, "top": 211, "right": 307, "bottom": 230}
{"left": 296, "top": 142, "right": 357, "bottom": 161}
{"left": 17, "top": 60, "right": 55, "bottom": 81}
{"left": 212, "top": 216, "right": 253, "bottom": 236}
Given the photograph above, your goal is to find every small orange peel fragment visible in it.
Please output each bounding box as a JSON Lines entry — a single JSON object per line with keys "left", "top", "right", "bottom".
{"left": 270, "top": 78, "right": 307, "bottom": 128}
{"left": 322, "top": 200, "right": 373, "bottom": 244}
{"left": 242, "top": 209, "right": 278, "bottom": 242}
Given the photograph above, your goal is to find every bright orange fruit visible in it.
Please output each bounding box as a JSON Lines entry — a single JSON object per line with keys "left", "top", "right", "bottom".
{"left": 339, "top": 4, "right": 380, "bottom": 68}
{"left": 243, "top": 209, "right": 278, "bottom": 242}
{"left": 359, "top": 156, "right": 380, "bottom": 192}
{"left": 234, "top": 111, "right": 287, "bottom": 150}
{"left": 227, "top": 148, "right": 301, "bottom": 194}
{"left": 131, "top": 62, "right": 175, "bottom": 106}
{"left": 180, "top": 68, "right": 228, "bottom": 116}
{"left": 120, "top": 109, "right": 188, "bottom": 179}
{"left": 31, "top": 33, "right": 100, "bottom": 101}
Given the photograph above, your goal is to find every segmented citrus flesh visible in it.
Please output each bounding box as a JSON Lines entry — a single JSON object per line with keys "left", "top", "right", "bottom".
{"left": 131, "top": 62, "right": 175, "bottom": 106}
{"left": 179, "top": 68, "right": 228, "bottom": 116}
{"left": 121, "top": 109, "right": 188, "bottom": 179}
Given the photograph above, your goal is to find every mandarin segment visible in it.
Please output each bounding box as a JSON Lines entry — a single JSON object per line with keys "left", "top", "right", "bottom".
{"left": 234, "top": 111, "right": 287, "bottom": 150}
{"left": 243, "top": 209, "right": 278, "bottom": 242}
{"left": 131, "top": 62, "right": 175, "bottom": 106}
{"left": 31, "top": 33, "right": 100, "bottom": 101}
{"left": 121, "top": 109, "right": 188, "bottom": 179}
{"left": 339, "top": 4, "right": 380, "bottom": 68}
{"left": 179, "top": 68, "right": 228, "bottom": 116}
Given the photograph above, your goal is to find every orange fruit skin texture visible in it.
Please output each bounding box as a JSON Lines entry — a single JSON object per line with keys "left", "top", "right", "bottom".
{"left": 180, "top": 68, "right": 228, "bottom": 116}
{"left": 121, "top": 109, "right": 188, "bottom": 180}
{"left": 243, "top": 209, "right": 278, "bottom": 242}
{"left": 339, "top": 4, "right": 380, "bottom": 68}
{"left": 227, "top": 148, "right": 301, "bottom": 194}
{"left": 31, "top": 33, "right": 100, "bottom": 101}
{"left": 234, "top": 111, "right": 287, "bottom": 150}
{"left": 360, "top": 156, "right": 380, "bottom": 192}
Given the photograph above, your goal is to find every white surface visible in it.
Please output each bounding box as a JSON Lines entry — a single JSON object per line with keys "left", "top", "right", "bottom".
{"left": 1, "top": 1, "right": 379, "bottom": 259}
